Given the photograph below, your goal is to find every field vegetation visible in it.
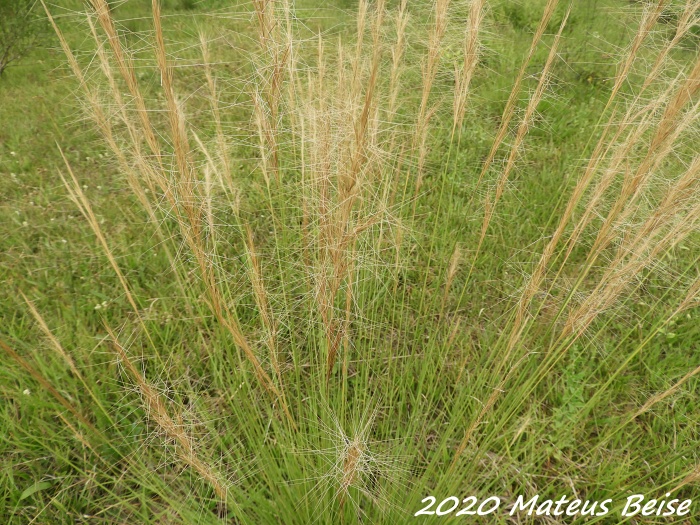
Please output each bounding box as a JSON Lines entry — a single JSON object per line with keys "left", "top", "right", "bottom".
{"left": 1, "top": 0, "right": 699, "bottom": 523}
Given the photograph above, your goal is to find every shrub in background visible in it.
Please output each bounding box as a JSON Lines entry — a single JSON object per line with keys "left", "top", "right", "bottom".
{"left": 0, "top": 0, "right": 48, "bottom": 76}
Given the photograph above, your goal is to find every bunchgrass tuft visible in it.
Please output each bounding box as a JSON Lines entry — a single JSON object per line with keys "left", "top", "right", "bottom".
{"left": 2, "top": 0, "right": 699, "bottom": 522}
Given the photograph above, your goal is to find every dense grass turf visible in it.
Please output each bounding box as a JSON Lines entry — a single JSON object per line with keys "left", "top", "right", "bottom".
{"left": 1, "top": 0, "right": 699, "bottom": 523}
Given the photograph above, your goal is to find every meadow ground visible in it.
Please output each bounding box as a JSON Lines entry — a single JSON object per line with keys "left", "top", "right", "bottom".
{"left": 1, "top": 0, "right": 700, "bottom": 523}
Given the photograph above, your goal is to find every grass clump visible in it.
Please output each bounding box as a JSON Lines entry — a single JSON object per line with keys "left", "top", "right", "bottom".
{"left": 2, "top": 0, "right": 700, "bottom": 523}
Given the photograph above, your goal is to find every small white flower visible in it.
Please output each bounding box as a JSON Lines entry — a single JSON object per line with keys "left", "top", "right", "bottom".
{"left": 10, "top": 151, "right": 16, "bottom": 156}
{"left": 22, "top": 221, "right": 28, "bottom": 227}
{"left": 94, "top": 304, "right": 102, "bottom": 310}
{"left": 23, "top": 389, "right": 31, "bottom": 396}
{"left": 61, "top": 239, "right": 67, "bottom": 244}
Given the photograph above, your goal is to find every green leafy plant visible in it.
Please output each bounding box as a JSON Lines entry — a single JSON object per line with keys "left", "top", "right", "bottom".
{"left": 0, "top": 0, "right": 47, "bottom": 76}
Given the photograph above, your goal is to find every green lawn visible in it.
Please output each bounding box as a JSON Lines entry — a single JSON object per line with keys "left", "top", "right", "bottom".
{"left": 1, "top": 0, "right": 699, "bottom": 523}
